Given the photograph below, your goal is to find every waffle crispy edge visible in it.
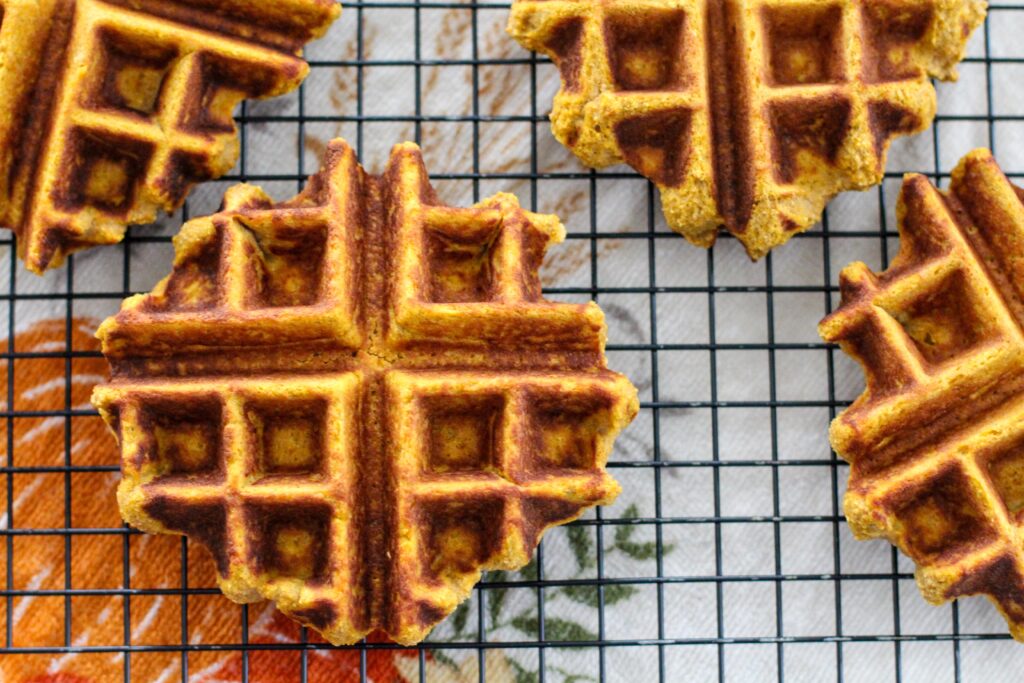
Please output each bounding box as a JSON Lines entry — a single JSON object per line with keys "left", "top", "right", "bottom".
{"left": 507, "top": 0, "right": 986, "bottom": 259}
{"left": 91, "top": 138, "right": 640, "bottom": 646}
{"left": 0, "top": 0, "right": 340, "bottom": 273}
{"left": 820, "top": 148, "right": 1024, "bottom": 641}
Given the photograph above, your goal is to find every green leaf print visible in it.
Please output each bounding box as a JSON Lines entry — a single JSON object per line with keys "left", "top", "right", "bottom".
{"left": 510, "top": 612, "right": 540, "bottom": 638}
{"left": 567, "top": 524, "right": 595, "bottom": 571}
{"left": 543, "top": 617, "right": 597, "bottom": 643}
{"left": 451, "top": 600, "right": 471, "bottom": 635}
{"left": 487, "top": 570, "right": 510, "bottom": 626}
{"left": 613, "top": 504, "right": 669, "bottom": 560}
{"left": 509, "top": 658, "right": 541, "bottom": 683}
{"left": 561, "top": 583, "right": 638, "bottom": 607}
{"left": 518, "top": 558, "right": 538, "bottom": 581}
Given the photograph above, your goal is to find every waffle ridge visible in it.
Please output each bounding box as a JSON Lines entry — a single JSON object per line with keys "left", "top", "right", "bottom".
{"left": 820, "top": 149, "right": 1024, "bottom": 641}
{"left": 508, "top": 0, "right": 986, "bottom": 259}
{"left": 0, "top": 0, "right": 339, "bottom": 273}
{"left": 92, "top": 138, "right": 639, "bottom": 646}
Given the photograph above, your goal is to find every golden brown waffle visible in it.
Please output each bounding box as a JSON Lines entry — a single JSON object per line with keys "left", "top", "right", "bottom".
{"left": 0, "top": 0, "right": 339, "bottom": 274}
{"left": 508, "top": 0, "right": 986, "bottom": 259}
{"left": 820, "top": 149, "right": 1024, "bottom": 641}
{"left": 91, "top": 138, "right": 639, "bottom": 646}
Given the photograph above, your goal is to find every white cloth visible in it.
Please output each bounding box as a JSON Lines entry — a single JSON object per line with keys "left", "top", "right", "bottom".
{"left": 3, "top": 2, "right": 1022, "bottom": 680}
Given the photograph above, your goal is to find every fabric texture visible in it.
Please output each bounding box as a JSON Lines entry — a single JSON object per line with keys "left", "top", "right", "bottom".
{"left": 2, "top": 2, "right": 1023, "bottom": 681}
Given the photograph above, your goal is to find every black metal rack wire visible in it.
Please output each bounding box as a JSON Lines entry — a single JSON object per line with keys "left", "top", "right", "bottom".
{"left": 2, "top": 1, "right": 1023, "bottom": 681}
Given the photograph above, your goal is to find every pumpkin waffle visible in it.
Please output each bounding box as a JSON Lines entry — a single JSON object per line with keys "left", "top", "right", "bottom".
{"left": 91, "top": 138, "right": 639, "bottom": 646}
{"left": 507, "top": 0, "right": 986, "bottom": 259}
{"left": 820, "top": 149, "right": 1024, "bottom": 641}
{"left": 0, "top": 0, "right": 339, "bottom": 274}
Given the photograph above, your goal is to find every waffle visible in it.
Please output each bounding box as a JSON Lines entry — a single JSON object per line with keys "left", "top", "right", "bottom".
{"left": 820, "top": 149, "right": 1024, "bottom": 641}
{"left": 507, "top": 0, "right": 986, "bottom": 259}
{"left": 91, "top": 138, "right": 639, "bottom": 646}
{"left": 0, "top": 0, "right": 339, "bottom": 274}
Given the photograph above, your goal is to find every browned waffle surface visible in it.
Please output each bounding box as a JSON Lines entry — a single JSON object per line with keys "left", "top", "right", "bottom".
{"left": 820, "top": 148, "right": 1024, "bottom": 641}
{"left": 91, "top": 138, "right": 639, "bottom": 646}
{"left": 507, "top": 0, "right": 986, "bottom": 259}
{"left": 0, "top": 0, "right": 339, "bottom": 274}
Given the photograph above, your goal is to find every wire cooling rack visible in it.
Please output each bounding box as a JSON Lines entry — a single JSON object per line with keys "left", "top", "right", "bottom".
{"left": 4, "top": 1, "right": 1024, "bottom": 681}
